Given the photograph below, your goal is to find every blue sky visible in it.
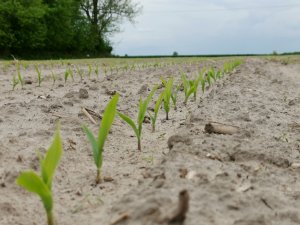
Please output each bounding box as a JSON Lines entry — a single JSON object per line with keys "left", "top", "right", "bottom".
{"left": 111, "top": 0, "right": 300, "bottom": 56}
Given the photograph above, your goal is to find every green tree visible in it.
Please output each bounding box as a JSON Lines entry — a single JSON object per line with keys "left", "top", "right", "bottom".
{"left": 0, "top": 0, "right": 47, "bottom": 53}
{"left": 80, "top": 0, "right": 141, "bottom": 53}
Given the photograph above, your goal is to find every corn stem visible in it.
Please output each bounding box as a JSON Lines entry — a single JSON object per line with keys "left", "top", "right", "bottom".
{"left": 96, "top": 169, "right": 101, "bottom": 184}
{"left": 47, "top": 211, "right": 54, "bottom": 225}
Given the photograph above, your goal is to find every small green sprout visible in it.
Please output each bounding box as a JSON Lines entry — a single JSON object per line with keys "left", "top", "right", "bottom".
{"left": 51, "top": 71, "right": 57, "bottom": 85}
{"left": 22, "top": 62, "right": 29, "bottom": 70}
{"left": 82, "top": 94, "right": 119, "bottom": 184}
{"left": 16, "top": 125, "right": 63, "bottom": 225}
{"left": 17, "top": 63, "right": 24, "bottom": 89}
{"left": 11, "top": 75, "right": 19, "bottom": 90}
{"left": 87, "top": 64, "right": 92, "bottom": 78}
{"left": 64, "top": 68, "right": 73, "bottom": 83}
{"left": 35, "top": 65, "right": 43, "bottom": 87}
{"left": 201, "top": 73, "right": 206, "bottom": 93}
{"left": 104, "top": 67, "right": 108, "bottom": 76}
{"left": 208, "top": 68, "right": 217, "bottom": 82}
{"left": 193, "top": 68, "right": 206, "bottom": 100}
{"left": 171, "top": 84, "right": 181, "bottom": 110}
{"left": 148, "top": 92, "right": 164, "bottom": 132}
{"left": 216, "top": 70, "right": 223, "bottom": 79}
{"left": 76, "top": 65, "right": 84, "bottom": 80}
{"left": 118, "top": 87, "right": 157, "bottom": 150}
{"left": 95, "top": 65, "right": 99, "bottom": 78}
{"left": 162, "top": 77, "right": 174, "bottom": 120}
{"left": 181, "top": 74, "right": 195, "bottom": 105}
{"left": 206, "top": 72, "right": 212, "bottom": 87}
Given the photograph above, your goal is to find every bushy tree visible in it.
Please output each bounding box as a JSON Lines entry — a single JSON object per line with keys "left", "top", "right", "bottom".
{"left": 0, "top": 0, "right": 141, "bottom": 57}
{"left": 79, "top": 0, "right": 141, "bottom": 53}
{"left": 0, "top": 0, "right": 47, "bottom": 52}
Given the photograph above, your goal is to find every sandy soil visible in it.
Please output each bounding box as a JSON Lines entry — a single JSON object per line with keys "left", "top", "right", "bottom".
{"left": 0, "top": 57, "right": 299, "bottom": 225}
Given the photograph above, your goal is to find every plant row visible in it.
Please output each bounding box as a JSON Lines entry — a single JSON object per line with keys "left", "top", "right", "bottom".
{"left": 16, "top": 59, "right": 242, "bottom": 225}
{"left": 10, "top": 59, "right": 226, "bottom": 90}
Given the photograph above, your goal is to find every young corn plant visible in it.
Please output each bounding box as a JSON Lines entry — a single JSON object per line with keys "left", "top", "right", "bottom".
{"left": 216, "top": 70, "right": 223, "bottom": 80}
{"left": 171, "top": 84, "right": 181, "bottom": 110}
{"left": 82, "top": 94, "right": 119, "bottom": 184}
{"left": 76, "top": 65, "right": 84, "bottom": 80}
{"left": 64, "top": 68, "right": 73, "bottom": 83}
{"left": 95, "top": 65, "right": 99, "bottom": 78}
{"left": 16, "top": 125, "right": 63, "bottom": 225}
{"left": 51, "top": 71, "right": 57, "bottom": 85}
{"left": 87, "top": 64, "right": 92, "bottom": 78}
{"left": 35, "top": 65, "right": 43, "bottom": 87}
{"left": 181, "top": 74, "right": 195, "bottom": 105}
{"left": 193, "top": 68, "right": 206, "bottom": 100}
{"left": 17, "top": 63, "right": 24, "bottom": 89}
{"left": 11, "top": 75, "right": 19, "bottom": 90}
{"left": 148, "top": 92, "right": 164, "bottom": 132}
{"left": 201, "top": 72, "right": 206, "bottom": 93}
{"left": 162, "top": 77, "right": 174, "bottom": 120}
{"left": 207, "top": 68, "right": 217, "bottom": 83}
{"left": 118, "top": 87, "right": 157, "bottom": 150}
{"left": 206, "top": 71, "right": 212, "bottom": 88}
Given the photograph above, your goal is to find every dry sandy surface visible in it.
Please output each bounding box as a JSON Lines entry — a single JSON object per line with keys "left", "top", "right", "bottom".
{"left": 0, "top": 57, "right": 299, "bottom": 225}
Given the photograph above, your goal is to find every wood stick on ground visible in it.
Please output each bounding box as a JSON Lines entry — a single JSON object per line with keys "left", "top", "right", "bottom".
{"left": 82, "top": 107, "right": 97, "bottom": 124}
{"left": 52, "top": 113, "right": 65, "bottom": 118}
{"left": 205, "top": 122, "right": 239, "bottom": 135}
{"left": 168, "top": 190, "right": 189, "bottom": 224}
{"left": 108, "top": 213, "right": 129, "bottom": 225}
{"left": 85, "top": 108, "right": 102, "bottom": 119}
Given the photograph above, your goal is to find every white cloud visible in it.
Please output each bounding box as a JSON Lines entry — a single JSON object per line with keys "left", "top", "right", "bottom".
{"left": 111, "top": 0, "right": 300, "bottom": 55}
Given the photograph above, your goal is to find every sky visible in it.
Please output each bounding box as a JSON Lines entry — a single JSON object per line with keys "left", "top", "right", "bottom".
{"left": 111, "top": 0, "right": 300, "bottom": 56}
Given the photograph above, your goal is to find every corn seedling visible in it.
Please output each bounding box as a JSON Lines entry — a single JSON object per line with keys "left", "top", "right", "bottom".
{"left": 95, "top": 65, "right": 99, "bottom": 78}
{"left": 193, "top": 68, "right": 206, "bottom": 100}
{"left": 64, "top": 68, "right": 73, "bottom": 83}
{"left": 35, "top": 65, "right": 43, "bottom": 87}
{"left": 82, "top": 94, "right": 119, "bottom": 184}
{"left": 181, "top": 74, "right": 195, "bottom": 105}
{"left": 171, "top": 84, "right": 181, "bottom": 110}
{"left": 87, "top": 64, "right": 92, "bottom": 78}
{"left": 162, "top": 77, "right": 174, "bottom": 120}
{"left": 160, "top": 76, "right": 167, "bottom": 88}
{"left": 17, "top": 63, "right": 24, "bottom": 89}
{"left": 207, "top": 68, "right": 217, "bottom": 82}
{"left": 104, "top": 67, "right": 108, "bottom": 76}
{"left": 11, "top": 75, "right": 19, "bottom": 90}
{"left": 148, "top": 91, "right": 164, "bottom": 132}
{"left": 76, "top": 65, "right": 84, "bottom": 80}
{"left": 216, "top": 70, "right": 223, "bottom": 79}
{"left": 118, "top": 87, "right": 157, "bottom": 150}
{"left": 206, "top": 72, "right": 212, "bottom": 87}
{"left": 51, "top": 71, "right": 57, "bottom": 85}
{"left": 16, "top": 125, "right": 63, "bottom": 225}
{"left": 22, "top": 62, "right": 29, "bottom": 70}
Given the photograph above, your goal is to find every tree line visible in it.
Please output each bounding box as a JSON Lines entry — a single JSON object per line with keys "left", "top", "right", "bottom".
{"left": 0, "top": 0, "right": 140, "bottom": 58}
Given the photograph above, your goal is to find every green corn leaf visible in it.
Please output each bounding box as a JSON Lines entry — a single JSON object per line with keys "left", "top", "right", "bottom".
{"left": 201, "top": 79, "right": 206, "bottom": 93}
{"left": 82, "top": 125, "right": 99, "bottom": 167}
{"left": 98, "top": 94, "right": 119, "bottom": 152}
{"left": 16, "top": 171, "right": 53, "bottom": 212}
{"left": 137, "top": 86, "right": 157, "bottom": 125}
{"left": 160, "top": 77, "right": 167, "bottom": 87}
{"left": 163, "top": 78, "right": 173, "bottom": 108}
{"left": 154, "top": 92, "right": 164, "bottom": 114}
{"left": 186, "top": 86, "right": 195, "bottom": 99}
{"left": 41, "top": 125, "right": 62, "bottom": 189}
{"left": 118, "top": 112, "right": 139, "bottom": 138}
